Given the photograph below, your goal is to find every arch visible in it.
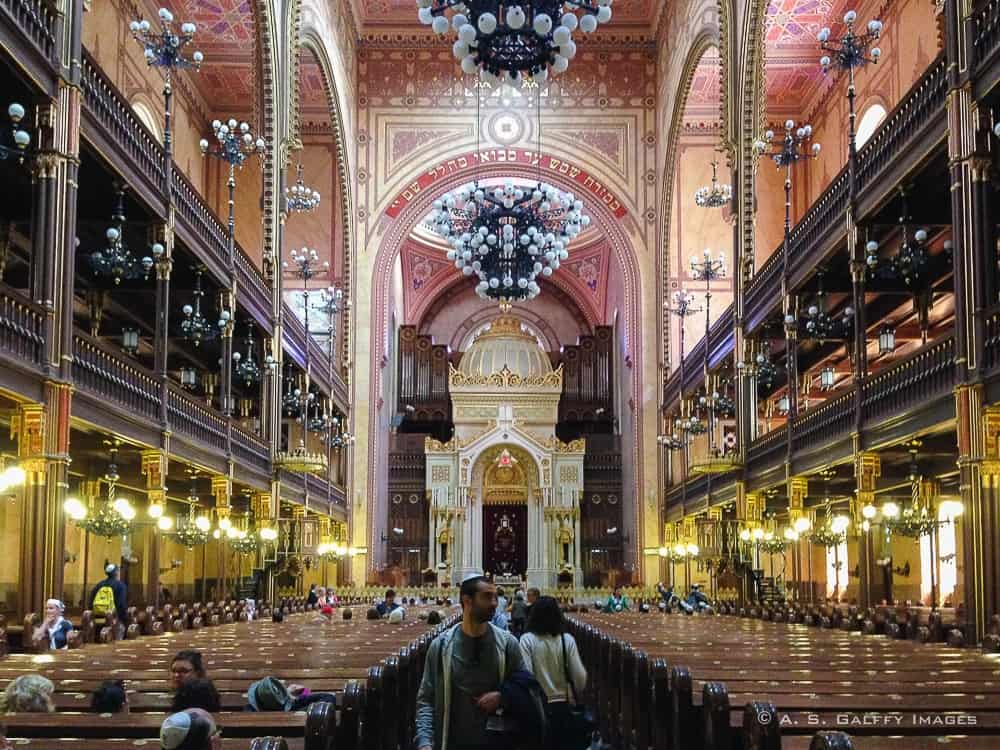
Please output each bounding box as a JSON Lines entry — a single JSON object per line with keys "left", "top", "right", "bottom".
{"left": 365, "top": 155, "right": 645, "bottom": 574}
{"left": 130, "top": 98, "right": 162, "bottom": 143}
{"left": 856, "top": 101, "right": 888, "bottom": 148}
{"left": 468, "top": 443, "right": 542, "bottom": 494}
{"left": 294, "top": 31, "right": 357, "bottom": 370}
{"left": 658, "top": 35, "right": 724, "bottom": 372}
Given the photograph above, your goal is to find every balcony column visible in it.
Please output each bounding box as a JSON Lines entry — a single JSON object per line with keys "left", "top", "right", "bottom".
{"left": 218, "top": 289, "right": 235, "bottom": 417}
{"left": 152, "top": 223, "right": 173, "bottom": 425}
{"left": 854, "top": 452, "right": 881, "bottom": 609}
{"left": 787, "top": 477, "right": 807, "bottom": 600}
{"left": 141, "top": 450, "right": 168, "bottom": 608}
{"left": 212, "top": 476, "right": 233, "bottom": 598}
{"left": 14, "top": 400, "right": 69, "bottom": 620}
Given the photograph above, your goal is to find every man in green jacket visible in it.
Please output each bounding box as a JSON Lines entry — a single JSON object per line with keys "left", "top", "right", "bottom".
{"left": 415, "top": 575, "right": 525, "bottom": 750}
{"left": 604, "top": 585, "right": 630, "bottom": 613}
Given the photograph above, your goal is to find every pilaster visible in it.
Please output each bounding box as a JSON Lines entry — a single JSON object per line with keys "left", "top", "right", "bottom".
{"left": 855, "top": 452, "right": 881, "bottom": 608}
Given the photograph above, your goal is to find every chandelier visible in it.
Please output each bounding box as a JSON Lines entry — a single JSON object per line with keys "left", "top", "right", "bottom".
{"left": 171, "top": 481, "right": 211, "bottom": 548}
{"left": 285, "top": 163, "right": 321, "bottom": 213}
{"left": 88, "top": 186, "right": 162, "bottom": 285}
{"left": 233, "top": 323, "right": 262, "bottom": 386}
{"left": 180, "top": 268, "right": 225, "bottom": 345}
{"left": 419, "top": 1, "right": 614, "bottom": 80}
{"left": 428, "top": 181, "right": 589, "bottom": 301}
{"left": 229, "top": 524, "right": 259, "bottom": 554}
{"left": 694, "top": 159, "right": 732, "bottom": 208}
{"left": 818, "top": 11, "right": 882, "bottom": 74}
{"left": 794, "top": 275, "right": 853, "bottom": 341}
{"left": 73, "top": 443, "right": 136, "bottom": 539}
{"left": 865, "top": 188, "right": 930, "bottom": 288}
{"left": 328, "top": 416, "right": 355, "bottom": 449}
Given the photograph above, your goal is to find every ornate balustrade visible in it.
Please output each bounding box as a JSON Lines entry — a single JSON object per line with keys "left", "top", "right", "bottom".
{"left": 0, "top": 284, "right": 44, "bottom": 369}
{"left": 861, "top": 335, "right": 955, "bottom": 423}
{"left": 72, "top": 332, "right": 161, "bottom": 422}
{"left": 0, "top": 0, "right": 57, "bottom": 85}
{"left": 708, "top": 304, "right": 734, "bottom": 368}
{"left": 81, "top": 51, "right": 166, "bottom": 210}
{"left": 170, "top": 168, "right": 229, "bottom": 278}
{"left": 234, "top": 247, "right": 272, "bottom": 334}
{"left": 787, "top": 170, "right": 850, "bottom": 285}
{"left": 279, "top": 468, "right": 306, "bottom": 503}
{"left": 167, "top": 385, "right": 228, "bottom": 452}
{"left": 973, "top": 0, "right": 1000, "bottom": 96}
{"left": 790, "top": 387, "right": 855, "bottom": 452}
{"left": 746, "top": 424, "right": 787, "bottom": 468}
{"left": 744, "top": 246, "right": 783, "bottom": 333}
{"left": 232, "top": 422, "right": 270, "bottom": 475}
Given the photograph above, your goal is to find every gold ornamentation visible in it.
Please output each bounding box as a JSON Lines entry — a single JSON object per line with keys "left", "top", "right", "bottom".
{"left": 559, "top": 465, "right": 579, "bottom": 483}
{"left": 274, "top": 444, "right": 328, "bottom": 474}
{"left": 11, "top": 404, "right": 45, "bottom": 458}
{"left": 431, "top": 465, "right": 451, "bottom": 483}
{"left": 688, "top": 455, "right": 743, "bottom": 475}
{"left": 449, "top": 363, "right": 564, "bottom": 389}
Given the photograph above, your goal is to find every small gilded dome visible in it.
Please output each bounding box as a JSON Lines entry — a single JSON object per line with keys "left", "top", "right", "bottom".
{"left": 458, "top": 316, "right": 552, "bottom": 379}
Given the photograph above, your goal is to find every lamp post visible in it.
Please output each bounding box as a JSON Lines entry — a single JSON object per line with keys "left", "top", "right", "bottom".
{"left": 283, "top": 247, "right": 328, "bottom": 444}
{"left": 818, "top": 9, "right": 882, "bottom": 393}
{"left": 662, "top": 289, "right": 700, "bottom": 487}
{"left": 689, "top": 250, "right": 726, "bottom": 453}
{"left": 755, "top": 122, "right": 821, "bottom": 422}
{"left": 130, "top": 7, "right": 203, "bottom": 181}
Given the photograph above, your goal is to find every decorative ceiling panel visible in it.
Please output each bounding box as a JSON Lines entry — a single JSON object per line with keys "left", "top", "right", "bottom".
{"left": 354, "top": 0, "right": 658, "bottom": 29}
{"left": 172, "top": 0, "right": 256, "bottom": 49}
{"left": 765, "top": 0, "right": 835, "bottom": 47}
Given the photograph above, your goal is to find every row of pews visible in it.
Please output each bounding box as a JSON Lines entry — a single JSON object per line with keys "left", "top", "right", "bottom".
{"left": 569, "top": 608, "right": 1000, "bottom": 750}
{"left": 0, "top": 600, "right": 458, "bottom": 748}
{"left": 717, "top": 600, "right": 968, "bottom": 647}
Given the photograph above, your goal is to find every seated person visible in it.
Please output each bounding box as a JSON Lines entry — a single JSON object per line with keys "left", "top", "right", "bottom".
{"left": 91, "top": 680, "right": 128, "bottom": 714}
{"left": 159, "top": 708, "right": 223, "bottom": 750}
{"left": 0, "top": 674, "right": 55, "bottom": 713}
{"left": 604, "top": 586, "right": 631, "bottom": 613}
{"left": 246, "top": 676, "right": 337, "bottom": 712}
{"left": 172, "top": 678, "right": 222, "bottom": 713}
{"left": 33, "top": 598, "right": 73, "bottom": 650}
{"left": 170, "top": 651, "right": 207, "bottom": 693}
{"left": 307, "top": 584, "right": 319, "bottom": 606}
{"left": 375, "top": 588, "right": 400, "bottom": 617}
{"left": 388, "top": 607, "right": 406, "bottom": 624}
{"left": 686, "top": 583, "right": 711, "bottom": 612}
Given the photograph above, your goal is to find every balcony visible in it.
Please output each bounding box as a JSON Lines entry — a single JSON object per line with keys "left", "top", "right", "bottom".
{"left": 0, "top": 283, "right": 44, "bottom": 374}
{"left": 0, "top": 0, "right": 57, "bottom": 94}
{"left": 972, "top": 0, "right": 1000, "bottom": 98}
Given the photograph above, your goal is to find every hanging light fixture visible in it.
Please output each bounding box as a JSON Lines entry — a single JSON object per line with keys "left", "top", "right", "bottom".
{"left": 233, "top": 323, "right": 262, "bottom": 386}
{"left": 328, "top": 416, "right": 355, "bottom": 449}
{"left": 820, "top": 366, "right": 836, "bottom": 390}
{"left": 420, "top": 1, "right": 614, "bottom": 81}
{"left": 131, "top": 8, "right": 203, "bottom": 70}
{"left": 285, "top": 163, "right": 321, "bottom": 213}
{"left": 88, "top": 186, "right": 161, "bottom": 285}
{"left": 694, "top": 159, "right": 732, "bottom": 208}
{"left": 121, "top": 327, "right": 140, "bottom": 355}
{"left": 74, "top": 443, "right": 135, "bottom": 538}
{"left": 865, "top": 188, "right": 930, "bottom": 287}
{"left": 180, "top": 267, "right": 223, "bottom": 345}
{"left": 427, "top": 180, "right": 589, "bottom": 301}
{"left": 179, "top": 365, "right": 198, "bottom": 389}
{"left": 878, "top": 325, "right": 896, "bottom": 355}
{"left": 796, "top": 275, "right": 854, "bottom": 341}
{"left": 171, "top": 478, "right": 210, "bottom": 548}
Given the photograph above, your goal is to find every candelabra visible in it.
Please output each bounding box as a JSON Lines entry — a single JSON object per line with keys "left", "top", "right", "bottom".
{"left": 689, "top": 249, "right": 726, "bottom": 452}
{"left": 818, "top": 11, "right": 882, "bottom": 165}
{"left": 180, "top": 268, "right": 225, "bottom": 345}
{"left": 328, "top": 416, "right": 355, "bottom": 449}
{"left": 694, "top": 158, "right": 732, "bottom": 209}
{"left": 1, "top": 102, "right": 32, "bottom": 163}
{"left": 200, "top": 119, "right": 266, "bottom": 265}
{"left": 865, "top": 188, "right": 931, "bottom": 288}
{"left": 756, "top": 121, "right": 820, "bottom": 421}
{"left": 795, "top": 275, "right": 853, "bottom": 341}
{"left": 88, "top": 186, "right": 163, "bottom": 285}
{"left": 285, "top": 163, "right": 321, "bottom": 213}
{"left": 131, "top": 7, "right": 203, "bottom": 161}
{"left": 662, "top": 289, "right": 701, "bottom": 451}
{"left": 282, "top": 376, "right": 315, "bottom": 421}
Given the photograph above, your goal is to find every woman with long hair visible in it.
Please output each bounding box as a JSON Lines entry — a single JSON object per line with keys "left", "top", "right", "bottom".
{"left": 518, "top": 596, "right": 589, "bottom": 750}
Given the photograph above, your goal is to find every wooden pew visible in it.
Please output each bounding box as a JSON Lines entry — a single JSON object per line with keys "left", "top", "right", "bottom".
{"left": 569, "top": 610, "right": 1000, "bottom": 750}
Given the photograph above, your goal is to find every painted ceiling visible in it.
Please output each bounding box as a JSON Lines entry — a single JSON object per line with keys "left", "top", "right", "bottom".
{"left": 353, "top": 0, "right": 660, "bottom": 29}
{"left": 400, "top": 232, "right": 609, "bottom": 327}
{"left": 764, "top": 0, "right": 844, "bottom": 115}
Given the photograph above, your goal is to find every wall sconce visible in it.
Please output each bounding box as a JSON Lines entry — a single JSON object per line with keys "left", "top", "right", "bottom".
{"left": 122, "top": 327, "right": 140, "bottom": 354}
{"left": 879, "top": 326, "right": 896, "bottom": 355}
{"left": 820, "top": 366, "right": 836, "bottom": 390}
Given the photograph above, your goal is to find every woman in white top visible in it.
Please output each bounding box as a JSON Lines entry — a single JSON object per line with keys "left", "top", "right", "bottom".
{"left": 519, "top": 596, "right": 589, "bottom": 750}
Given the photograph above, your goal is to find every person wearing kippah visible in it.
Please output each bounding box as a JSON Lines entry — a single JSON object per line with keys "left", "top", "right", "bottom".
{"left": 33, "top": 599, "right": 73, "bottom": 650}
{"left": 159, "top": 708, "right": 222, "bottom": 750}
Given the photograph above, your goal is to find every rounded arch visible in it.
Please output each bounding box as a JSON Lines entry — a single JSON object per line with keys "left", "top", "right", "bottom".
{"left": 247, "top": 0, "right": 279, "bottom": 274}
{"left": 365, "top": 155, "right": 646, "bottom": 573}
{"left": 856, "top": 100, "right": 889, "bottom": 148}
{"left": 293, "top": 31, "right": 357, "bottom": 370}
{"left": 468, "top": 443, "right": 542, "bottom": 495}
{"left": 130, "top": 98, "right": 162, "bottom": 142}
{"left": 658, "top": 34, "right": 723, "bottom": 373}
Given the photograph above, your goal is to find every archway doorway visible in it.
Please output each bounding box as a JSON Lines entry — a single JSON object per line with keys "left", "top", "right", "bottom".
{"left": 483, "top": 505, "right": 528, "bottom": 580}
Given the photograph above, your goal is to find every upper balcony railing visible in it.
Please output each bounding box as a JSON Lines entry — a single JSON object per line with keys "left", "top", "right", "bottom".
{"left": 232, "top": 422, "right": 270, "bottom": 476}
{"left": 790, "top": 387, "right": 855, "bottom": 451}
{"left": 0, "top": 283, "right": 45, "bottom": 369}
{"left": 72, "top": 331, "right": 161, "bottom": 423}
{"left": 860, "top": 334, "right": 955, "bottom": 423}
{"left": 0, "top": 0, "right": 57, "bottom": 82}
{"left": 167, "top": 384, "right": 228, "bottom": 452}
{"left": 972, "top": 0, "right": 1000, "bottom": 94}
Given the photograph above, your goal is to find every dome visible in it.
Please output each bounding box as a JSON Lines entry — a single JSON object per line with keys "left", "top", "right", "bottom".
{"left": 458, "top": 316, "right": 552, "bottom": 379}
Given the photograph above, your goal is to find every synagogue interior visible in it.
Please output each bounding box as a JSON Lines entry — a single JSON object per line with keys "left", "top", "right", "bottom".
{"left": 0, "top": 0, "right": 999, "bottom": 747}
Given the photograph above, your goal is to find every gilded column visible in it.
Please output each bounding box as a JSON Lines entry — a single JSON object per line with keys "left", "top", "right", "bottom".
{"left": 855, "top": 453, "right": 881, "bottom": 609}
{"left": 141, "top": 450, "right": 169, "bottom": 606}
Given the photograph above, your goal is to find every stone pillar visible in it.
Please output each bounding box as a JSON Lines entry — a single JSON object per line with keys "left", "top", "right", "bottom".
{"left": 855, "top": 453, "right": 881, "bottom": 608}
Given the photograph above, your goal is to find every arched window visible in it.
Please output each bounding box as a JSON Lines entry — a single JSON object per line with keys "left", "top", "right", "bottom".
{"left": 855, "top": 103, "right": 887, "bottom": 148}
{"left": 130, "top": 100, "right": 162, "bottom": 143}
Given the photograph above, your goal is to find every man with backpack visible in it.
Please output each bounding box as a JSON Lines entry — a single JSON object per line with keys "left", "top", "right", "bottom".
{"left": 415, "top": 574, "right": 544, "bottom": 750}
{"left": 89, "top": 564, "right": 128, "bottom": 631}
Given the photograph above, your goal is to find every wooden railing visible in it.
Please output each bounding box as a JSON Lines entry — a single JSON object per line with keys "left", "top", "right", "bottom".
{"left": 0, "top": 284, "right": 44, "bottom": 367}
{"left": 790, "top": 387, "right": 855, "bottom": 450}
{"left": 973, "top": 0, "right": 1000, "bottom": 78}
{"left": 232, "top": 423, "right": 270, "bottom": 475}
{"left": 80, "top": 51, "right": 165, "bottom": 197}
{"left": 746, "top": 425, "right": 787, "bottom": 466}
{"left": 855, "top": 53, "right": 948, "bottom": 195}
{"left": 170, "top": 169, "right": 229, "bottom": 270}
{"left": 861, "top": 335, "right": 955, "bottom": 422}
{"left": 167, "top": 385, "right": 228, "bottom": 452}
{"left": 72, "top": 333, "right": 161, "bottom": 422}
{"left": 787, "top": 169, "right": 850, "bottom": 273}
{"left": 0, "top": 0, "right": 56, "bottom": 68}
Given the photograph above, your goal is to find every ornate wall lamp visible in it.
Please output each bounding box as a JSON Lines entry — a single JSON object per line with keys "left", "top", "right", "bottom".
{"left": 1, "top": 103, "right": 32, "bottom": 163}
